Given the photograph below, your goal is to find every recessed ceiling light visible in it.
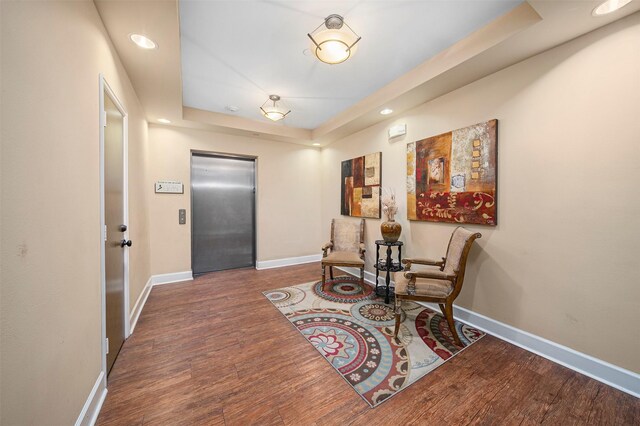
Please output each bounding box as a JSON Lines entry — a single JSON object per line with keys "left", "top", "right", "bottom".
{"left": 313, "top": 143, "right": 321, "bottom": 146}
{"left": 226, "top": 105, "right": 240, "bottom": 112}
{"left": 129, "top": 34, "right": 157, "bottom": 49}
{"left": 380, "top": 108, "right": 393, "bottom": 115}
{"left": 592, "top": 0, "right": 632, "bottom": 16}
{"left": 157, "top": 118, "right": 171, "bottom": 124}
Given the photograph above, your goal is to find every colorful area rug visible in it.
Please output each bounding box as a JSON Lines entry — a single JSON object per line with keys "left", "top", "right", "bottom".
{"left": 264, "top": 275, "right": 485, "bottom": 407}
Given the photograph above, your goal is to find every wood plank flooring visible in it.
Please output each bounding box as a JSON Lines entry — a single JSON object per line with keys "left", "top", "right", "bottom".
{"left": 97, "top": 263, "right": 639, "bottom": 425}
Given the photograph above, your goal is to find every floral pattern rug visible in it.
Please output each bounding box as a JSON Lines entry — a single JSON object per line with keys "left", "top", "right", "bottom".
{"left": 264, "top": 275, "right": 485, "bottom": 407}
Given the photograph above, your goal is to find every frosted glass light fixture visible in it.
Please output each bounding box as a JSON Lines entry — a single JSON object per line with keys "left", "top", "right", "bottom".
{"left": 307, "top": 14, "right": 361, "bottom": 65}
{"left": 260, "top": 95, "right": 290, "bottom": 122}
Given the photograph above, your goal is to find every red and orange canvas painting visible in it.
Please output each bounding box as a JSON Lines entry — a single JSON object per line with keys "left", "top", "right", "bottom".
{"left": 407, "top": 120, "right": 497, "bottom": 225}
{"left": 341, "top": 152, "right": 381, "bottom": 218}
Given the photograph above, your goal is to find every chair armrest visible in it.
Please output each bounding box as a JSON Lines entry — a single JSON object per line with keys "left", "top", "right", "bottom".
{"left": 322, "top": 242, "right": 333, "bottom": 257}
{"left": 402, "top": 257, "right": 445, "bottom": 270}
{"left": 404, "top": 270, "right": 455, "bottom": 282}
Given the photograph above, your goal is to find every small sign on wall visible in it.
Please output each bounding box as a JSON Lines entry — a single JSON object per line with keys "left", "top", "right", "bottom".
{"left": 388, "top": 124, "right": 407, "bottom": 140}
{"left": 155, "top": 181, "right": 184, "bottom": 194}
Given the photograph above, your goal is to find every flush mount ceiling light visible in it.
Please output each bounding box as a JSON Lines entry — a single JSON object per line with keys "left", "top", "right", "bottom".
{"left": 592, "top": 0, "right": 633, "bottom": 15}
{"left": 129, "top": 33, "right": 157, "bottom": 49}
{"left": 307, "top": 14, "right": 361, "bottom": 65}
{"left": 260, "top": 95, "right": 290, "bottom": 122}
{"left": 380, "top": 108, "right": 393, "bottom": 115}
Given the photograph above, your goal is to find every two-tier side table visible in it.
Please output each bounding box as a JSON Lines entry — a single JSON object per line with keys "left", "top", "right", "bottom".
{"left": 374, "top": 240, "right": 403, "bottom": 304}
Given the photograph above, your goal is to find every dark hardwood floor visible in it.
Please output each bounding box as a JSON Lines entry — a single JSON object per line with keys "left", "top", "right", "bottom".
{"left": 97, "top": 263, "right": 639, "bottom": 425}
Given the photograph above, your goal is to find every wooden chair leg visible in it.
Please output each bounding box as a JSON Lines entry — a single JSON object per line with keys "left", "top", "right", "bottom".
{"left": 360, "top": 267, "right": 365, "bottom": 294}
{"left": 394, "top": 297, "right": 402, "bottom": 337}
{"left": 438, "top": 303, "right": 447, "bottom": 319}
{"left": 321, "top": 265, "right": 326, "bottom": 291}
{"left": 329, "top": 266, "right": 334, "bottom": 280}
{"left": 444, "top": 301, "right": 462, "bottom": 346}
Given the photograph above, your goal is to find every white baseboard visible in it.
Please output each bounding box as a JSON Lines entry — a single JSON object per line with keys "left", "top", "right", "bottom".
{"left": 127, "top": 272, "right": 193, "bottom": 337}
{"left": 336, "top": 267, "right": 640, "bottom": 398}
{"left": 151, "top": 270, "right": 193, "bottom": 286}
{"left": 256, "top": 254, "right": 322, "bottom": 270}
{"left": 129, "top": 276, "right": 153, "bottom": 335}
{"left": 127, "top": 272, "right": 192, "bottom": 337}
{"left": 83, "top": 271, "right": 191, "bottom": 423}
{"left": 432, "top": 303, "right": 640, "bottom": 398}
{"left": 75, "top": 372, "right": 107, "bottom": 426}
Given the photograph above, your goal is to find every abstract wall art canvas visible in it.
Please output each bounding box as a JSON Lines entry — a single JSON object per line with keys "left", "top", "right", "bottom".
{"left": 341, "top": 152, "right": 381, "bottom": 218}
{"left": 407, "top": 120, "right": 497, "bottom": 225}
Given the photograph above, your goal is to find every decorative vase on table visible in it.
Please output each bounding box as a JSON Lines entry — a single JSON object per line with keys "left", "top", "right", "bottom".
{"left": 381, "top": 220, "right": 402, "bottom": 243}
{"left": 380, "top": 188, "right": 401, "bottom": 243}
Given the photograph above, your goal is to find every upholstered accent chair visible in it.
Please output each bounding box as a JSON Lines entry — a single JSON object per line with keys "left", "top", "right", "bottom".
{"left": 321, "top": 219, "right": 366, "bottom": 290}
{"left": 394, "top": 226, "right": 481, "bottom": 346}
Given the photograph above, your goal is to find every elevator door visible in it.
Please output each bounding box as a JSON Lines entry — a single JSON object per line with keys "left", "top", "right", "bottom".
{"left": 191, "top": 154, "right": 256, "bottom": 274}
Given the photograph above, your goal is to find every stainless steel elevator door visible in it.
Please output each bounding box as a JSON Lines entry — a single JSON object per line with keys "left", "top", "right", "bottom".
{"left": 191, "top": 154, "right": 256, "bottom": 274}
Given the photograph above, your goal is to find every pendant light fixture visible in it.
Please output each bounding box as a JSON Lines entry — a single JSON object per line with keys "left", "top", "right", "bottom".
{"left": 307, "top": 14, "right": 361, "bottom": 65}
{"left": 260, "top": 95, "right": 290, "bottom": 122}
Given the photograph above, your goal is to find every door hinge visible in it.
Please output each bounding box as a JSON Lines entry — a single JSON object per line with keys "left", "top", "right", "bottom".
{"left": 104, "top": 225, "right": 108, "bottom": 242}
{"left": 102, "top": 111, "right": 107, "bottom": 127}
{"left": 105, "top": 338, "right": 109, "bottom": 355}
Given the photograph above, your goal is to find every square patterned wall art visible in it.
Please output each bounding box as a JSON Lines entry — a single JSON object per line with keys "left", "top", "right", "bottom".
{"left": 341, "top": 152, "right": 381, "bottom": 218}
{"left": 407, "top": 120, "right": 497, "bottom": 225}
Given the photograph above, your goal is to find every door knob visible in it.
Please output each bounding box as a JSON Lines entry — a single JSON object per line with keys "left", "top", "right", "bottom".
{"left": 119, "top": 225, "right": 127, "bottom": 232}
{"left": 120, "top": 239, "right": 132, "bottom": 247}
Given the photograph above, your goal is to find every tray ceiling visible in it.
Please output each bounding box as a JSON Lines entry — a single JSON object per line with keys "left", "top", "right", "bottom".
{"left": 95, "top": 0, "right": 640, "bottom": 145}
{"left": 179, "top": 0, "right": 522, "bottom": 129}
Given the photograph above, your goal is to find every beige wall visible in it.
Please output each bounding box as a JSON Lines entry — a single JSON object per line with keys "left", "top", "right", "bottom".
{"left": 1, "top": 3, "right": 638, "bottom": 425}
{"left": 321, "top": 12, "right": 640, "bottom": 373}
{"left": 148, "top": 125, "right": 322, "bottom": 275}
{"left": 1, "top": 1, "right": 151, "bottom": 424}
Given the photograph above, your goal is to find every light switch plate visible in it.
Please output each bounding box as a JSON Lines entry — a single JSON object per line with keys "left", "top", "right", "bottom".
{"left": 179, "top": 209, "right": 186, "bottom": 225}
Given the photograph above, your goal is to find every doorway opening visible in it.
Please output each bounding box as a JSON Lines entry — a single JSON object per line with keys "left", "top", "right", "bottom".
{"left": 191, "top": 152, "right": 256, "bottom": 275}
{"left": 99, "top": 75, "right": 130, "bottom": 379}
